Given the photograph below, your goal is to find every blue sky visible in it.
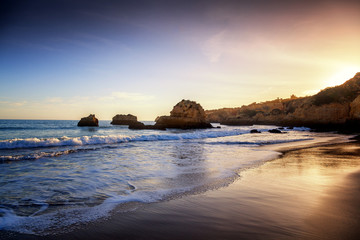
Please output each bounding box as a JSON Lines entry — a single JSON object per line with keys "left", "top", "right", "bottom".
{"left": 1, "top": 0, "right": 359, "bottom": 120}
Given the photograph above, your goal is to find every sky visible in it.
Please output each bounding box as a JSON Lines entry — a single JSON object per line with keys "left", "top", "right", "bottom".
{"left": 0, "top": 0, "right": 359, "bottom": 120}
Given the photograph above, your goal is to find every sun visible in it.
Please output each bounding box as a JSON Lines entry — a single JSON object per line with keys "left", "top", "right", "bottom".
{"left": 326, "top": 66, "right": 360, "bottom": 87}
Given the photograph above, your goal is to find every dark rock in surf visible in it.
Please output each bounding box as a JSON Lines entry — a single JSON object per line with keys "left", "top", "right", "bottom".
{"left": 268, "top": 129, "right": 282, "bottom": 134}
{"left": 128, "top": 121, "right": 166, "bottom": 130}
{"left": 250, "top": 129, "right": 261, "bottom": 133}
{"left": 77, "top": 114, "right": 99, "bottom": 127}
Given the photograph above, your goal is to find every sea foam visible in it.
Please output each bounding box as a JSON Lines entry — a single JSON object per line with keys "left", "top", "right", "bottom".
{"left": 0, "top": 129, "right": 247, "bottom": 149}
{"left": 0, "top": 126, "right": 310, "bottom": 150}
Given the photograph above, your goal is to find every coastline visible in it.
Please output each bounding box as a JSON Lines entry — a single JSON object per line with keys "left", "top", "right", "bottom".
{"left": 2, "top": 136, "right": 360, "bottom": 240}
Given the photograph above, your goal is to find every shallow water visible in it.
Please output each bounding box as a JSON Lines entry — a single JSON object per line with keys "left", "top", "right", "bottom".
{"left": 0, "top": 120, "right": 334, "bottom": 235}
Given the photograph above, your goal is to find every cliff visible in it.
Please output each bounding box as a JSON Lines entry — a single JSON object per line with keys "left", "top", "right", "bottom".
{"left": 206, "top": 72, "right": 360, "bottom": 131}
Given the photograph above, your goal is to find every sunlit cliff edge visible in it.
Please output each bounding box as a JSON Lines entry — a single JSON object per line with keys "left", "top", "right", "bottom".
{"left": 206, "top": 72, "right": 360, "bottom": 132}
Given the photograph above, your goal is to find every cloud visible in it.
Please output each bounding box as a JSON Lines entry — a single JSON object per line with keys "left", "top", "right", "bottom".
{"left": 46, "top": 97, "right": 63, "bottom": 103}
{"left": 75, "top": 33, "right": 131, "bottom": 50}
{"left": 11, "top": 101, "right": 28, "bottom": 107}
{"left": 99, "top": 92, "right": 154, "bottom": 102}
{"left": 202, "top": 30, "right": 227, "bottom": 63}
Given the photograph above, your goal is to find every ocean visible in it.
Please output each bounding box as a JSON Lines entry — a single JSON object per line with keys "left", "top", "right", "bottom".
{"left": 0, "top": 119, "right": 333, "bottom": 235}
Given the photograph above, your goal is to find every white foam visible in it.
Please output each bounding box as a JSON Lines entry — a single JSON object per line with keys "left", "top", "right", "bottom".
{"left": 0, "top": 188, "right": 191, "bottom": 235}
{"left": 0, "top": 127, "right": 311, "bottom": 150}
{"left": 0, "top": 129, "right": 244, "bottom": 149}
{"left": 0, "top": 145, "right": 283, "bottom": 235}
{"left": 0, "top": 149, "right": 77, "bottom": 161}
{"left": 0, "top": 126, "right": 322, "bottom": 235}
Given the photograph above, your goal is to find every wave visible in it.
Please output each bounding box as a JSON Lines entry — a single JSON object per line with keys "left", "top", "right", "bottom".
{"left": 0, "top": 127, "right": 37, "bottom": 130}
{"left": 0, "top": 127, "right": 312, "bottom": 150}
{"left": 0, "top": 150, "right": 282, "bottom": 235}
{"left": 0, "top": 138, "right": 313, "bottom": 162}
{"left": 0, "top": 129, "right": 252, "bottom": 149}
{"left": 203, "top": 138, "right": 313, "bottom": 146}
{"left": 0, "top": 187, "right": 190, "bottom": 235}
{"left": 0, "top": 126, "right": 117, "bottom": 131}
{"left": 0, "top": 127, "right": 79, "bottom": 132}
{"left": 0, "top": 149, "right": 79, "bottom": 162}
{"left": 0, "top": 145, "right": 120, "bottom": 162}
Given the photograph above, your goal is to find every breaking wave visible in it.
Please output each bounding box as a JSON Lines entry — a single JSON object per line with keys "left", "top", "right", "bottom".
{"left": 0, "top": 129, "right": 253, "bottom": 149}
{"left": 0, "top": 127, "right": 311, "bottom": 150}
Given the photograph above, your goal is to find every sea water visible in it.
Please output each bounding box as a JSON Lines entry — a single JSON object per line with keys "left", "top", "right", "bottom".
{"left": 0, "top": 119, "right": 329, "bottom": 235}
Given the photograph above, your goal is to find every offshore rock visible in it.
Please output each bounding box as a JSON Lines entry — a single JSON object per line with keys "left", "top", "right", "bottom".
{"left": 111, "top": 114, "right": 137, "bottom": 125}
{"left": 170, "top": 99, "right": 207, "bottom": 119}
{"left": 268, "top": 129, "right": 282, "bottom": 134}
{"left": 77, "top": 114, "right": 99, "bottom": 127}
{"left": 250, "top": 129, "right": 261, "bottom": 133}
{"left": 154, "top": 100, "right": 213, "bottom": 129}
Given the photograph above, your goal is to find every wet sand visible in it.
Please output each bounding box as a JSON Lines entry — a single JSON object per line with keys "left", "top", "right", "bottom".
{"left": 2, "top": 141, "right": 360, "bottom": 240}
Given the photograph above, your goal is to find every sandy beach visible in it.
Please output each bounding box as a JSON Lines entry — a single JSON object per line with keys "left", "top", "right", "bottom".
{"left": 2, "top": 0, "right": 360, "bottom": 239}
{"left": 2, "top": 139, "right": 359, "bottom": 240}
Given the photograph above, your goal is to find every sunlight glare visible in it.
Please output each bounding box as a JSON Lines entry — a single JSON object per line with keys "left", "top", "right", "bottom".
{"left": 326, "top": 66, "right": 359, "bottom": 87}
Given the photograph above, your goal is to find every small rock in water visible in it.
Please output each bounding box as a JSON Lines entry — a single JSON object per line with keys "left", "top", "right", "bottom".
{"left": 250, "top": 129, "right": 261, "bottom": 133}
{"left": 268, "top": 129, "right": 282, "bottom": 134}
{"left": 128, "top": 121, "right": 166, "bottom": 130}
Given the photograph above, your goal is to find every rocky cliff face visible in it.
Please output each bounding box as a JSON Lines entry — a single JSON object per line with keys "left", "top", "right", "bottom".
{"left": 206, "top": 72, "right": 360, "bottom": 130}
{"left": 155, "top": 100, "right": 213, "bottom": 129}
{"left": 111, "top": 114, "right": 137, "bottom": 125}
{"left": 350, "top": 95, "right": 360, "bottom": 119}
{"left": 77, "top": 114, "right": 99, "bottom": 127}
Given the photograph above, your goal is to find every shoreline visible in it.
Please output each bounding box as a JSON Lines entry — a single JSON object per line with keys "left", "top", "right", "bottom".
{"left": 1, "top": 136, "right": 360, "bottom": 239}
{"left": 261, "top": 133, "right": 355, "bottom": 153}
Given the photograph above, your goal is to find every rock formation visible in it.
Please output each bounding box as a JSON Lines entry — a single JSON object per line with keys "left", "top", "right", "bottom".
{"left": 250, "top": 129, "right": 261, "bottom": 133}
{"left": 111, "top": 114, "right": 137, "bottom": 125}
{"left": 350, "top": 95, "right": 360, "bottom": 119}
{"left": 268, "top": 129, "right": 283, "bottom": 134}
{"left": 77, "top": 114, "right": 99, "bottom": 127}
{"left": 154, "top": 100, "right": 213, "bottom": 129}
{"left": 128, "top": 121, "right": 166, "bottom": 130}
{"left": 205, "top": 72, "right": 360, "bottom": 132}
{"left": 128, "top": 100, "right": 213, "bottom": 130}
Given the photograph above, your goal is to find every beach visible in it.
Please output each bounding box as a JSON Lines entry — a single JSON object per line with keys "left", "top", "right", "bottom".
{"left": 2, "top": 138, "right": 359, "bottom": 240}
{"left": 2, "top": 0, "right": 360, "bottom": 239}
